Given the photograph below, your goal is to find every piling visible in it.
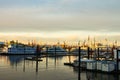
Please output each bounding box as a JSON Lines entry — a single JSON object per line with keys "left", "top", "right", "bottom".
{"left": 46, "top": 47, "right": 48, "bottom": 56}
{"left": 87, "top": 47, "right": 90, "bottom": 59}
{"left": 97, "top": 48, "right": 100, "bottom": 60}
{"left": 78, "top": 47, "right": 81, "bottom": 80}
{"left": 116, "top": 50, "right": 119, "bottom": 73}
{"left": 55, "top": 46, "right": 56, "bottom": 56}
{"left": 90, "top": 48, "right": 92, "bottom": 59}
{"left": 68, "top": 55, "right": 71, "bottom": 63}
{"left": 24, "top": 45, "right": 26, "bottom": 54}
{"left": 46, "top": 47, "right": 48, "bottom": 69}
{"left": 116, "top": 50, "right": 120, "bottom": 80}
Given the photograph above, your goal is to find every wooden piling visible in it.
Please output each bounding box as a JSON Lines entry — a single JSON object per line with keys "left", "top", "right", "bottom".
{"left": 116, "top": 50, "right": 119, "bottom": 73}
{"left": 97, "top": 48, "right": 99, "bottom": 60}
{"left": 87, "top": 47, "right": 90, "bottom": 59}
{"left": 55, "top": 46, "right": 56, "bottom": 56}
{"left": 78, "top": 47, "right": 81, "bottom": 80}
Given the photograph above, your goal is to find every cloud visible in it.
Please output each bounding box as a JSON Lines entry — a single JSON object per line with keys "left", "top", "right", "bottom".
{"left": 0, "top": 8, "right": 119, "bottom": 33}
{"left": 0, "top": 0, "right": 120, "bottom": 33}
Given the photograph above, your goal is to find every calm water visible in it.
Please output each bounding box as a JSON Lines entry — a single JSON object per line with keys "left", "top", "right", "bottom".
{"left": 0, "top": 55, "right": 119, "bottom": 80}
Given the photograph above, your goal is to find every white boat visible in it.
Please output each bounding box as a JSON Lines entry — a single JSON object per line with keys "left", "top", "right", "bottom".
{"left": 101, "top": 61, "right": 115, "bottom": 72}
{"left": 87, "top": 60, "right": 96, "bottom": 70}
{"left": 42, "top": 46, "right": 68, "bottom": 55}
{"left": 96, "top": 61, "right": 103, "bottom": 70}
{"left": 8, "top": 44, "right": 36, "bottom": 54}
{"left": 73, "top": 58, "right": 95, "bottom": 68}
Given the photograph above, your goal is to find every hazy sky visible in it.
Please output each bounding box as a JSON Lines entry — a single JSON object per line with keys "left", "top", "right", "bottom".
{"left": 0, "top": 0, "right": 120, "bottom": 42}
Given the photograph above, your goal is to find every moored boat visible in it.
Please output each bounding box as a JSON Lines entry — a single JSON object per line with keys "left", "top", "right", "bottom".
{"left": 8, "top": 44, "right": 36, "bottom": 54}
{"left": 73, "top": 58, "right": 95, "bottom": 68}
{"left": 42, "top": 46, "right": 68, "bottom": 55}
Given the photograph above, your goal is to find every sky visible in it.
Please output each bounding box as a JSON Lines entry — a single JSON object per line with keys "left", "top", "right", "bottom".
{"left": 0, "top": 0, "right": 120, "bottom": 43}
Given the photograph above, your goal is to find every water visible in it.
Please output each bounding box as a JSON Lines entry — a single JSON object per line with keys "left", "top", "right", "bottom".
{"left": 0, "top": 55, "right": 119, "bottom": 80}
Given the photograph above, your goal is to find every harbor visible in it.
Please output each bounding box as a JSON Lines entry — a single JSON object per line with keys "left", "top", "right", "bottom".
{"left": 0, "top": 0, "right": 120, "bottom": 80}
{"left": 0, "top": 5, "right": 119, "bottom": 79}
{"left": 0, "top": 40, "right": 120, "bottom": 80}
{"left": 0, "top": 55, "right": 120, "bottom": 80}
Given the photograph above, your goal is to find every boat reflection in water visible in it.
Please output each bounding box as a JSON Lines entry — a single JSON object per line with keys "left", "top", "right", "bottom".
{"left": 73, "top": 67, "right": 120, "bottom": 80}
{"left": 0, "top": 55, "right": 119, "bottom": 80}
{"left": 0, "top": 55, "right": 78, "bottom": 80}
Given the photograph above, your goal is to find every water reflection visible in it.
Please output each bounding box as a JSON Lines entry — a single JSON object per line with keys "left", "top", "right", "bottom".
{"left": 46, "top": 56, "right": 48, "bottom": 69}
{"left": 0, "top": 55, "right": 93, "bottom": 80}
{"left": 73, "top": 67, "right": 120, "bottom": 80}
{"left": 23, "top": 58, "right": 25, "bottom": 72}
{"left": 0, "top": 55, "right": 76, "bottom": 70}
{"left": 0, "top": 55, "right": 77, "bottom": 72}
{"left": 1, "top": 55, "right": 119, "bottom": 80}
{"left": 8, "top": 56, "right": 24, "bottom": 65}
{"left": 0, "top": 56, "right": 10, "bottom": 65}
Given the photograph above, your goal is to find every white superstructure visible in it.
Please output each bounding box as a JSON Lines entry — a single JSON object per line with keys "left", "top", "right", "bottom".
{"left": 8, "top": 44, "right": 36, "bottom": 54}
